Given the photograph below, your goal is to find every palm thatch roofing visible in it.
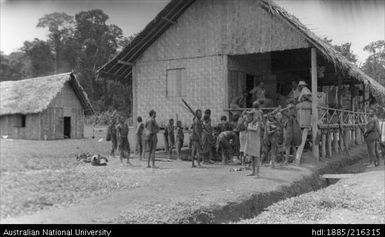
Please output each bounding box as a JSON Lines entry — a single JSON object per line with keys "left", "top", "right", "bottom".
{"left": 97, "top": 0, "right": 385, "bottom": 97}
{"left": 0, "top": 73, "right": 94, "bottom": 116}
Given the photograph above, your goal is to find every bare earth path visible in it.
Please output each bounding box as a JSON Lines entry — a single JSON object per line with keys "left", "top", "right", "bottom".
{"left": 1, "top": 144, "right": 368, "bottom": 224}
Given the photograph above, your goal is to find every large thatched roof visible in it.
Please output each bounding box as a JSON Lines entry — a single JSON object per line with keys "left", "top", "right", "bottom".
{"left": 97, "top": 0, "right": 385, "bottom": 96}
{"left": 0, "top": 73, "right": 94, "bottom": 116}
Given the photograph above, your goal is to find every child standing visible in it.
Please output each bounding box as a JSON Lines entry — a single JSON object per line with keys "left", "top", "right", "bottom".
{"left": 106, "top": 117, "right": 117, "bottom": 158}
{"left": 135, "top": 116, "right": 145, "bottom": 160}
{"left": 167, "top": 119, "right": 175, "bottom": 159}
{"left": 201, "top": 114, "right": 214, "bottom": 164}
{"left": 245, "top": 109, "right": 263, "bottom": 177}
{"left": 144, "top": 110, "right": 160, "bottom": 168}
{"left": 236, "top": 111, "right": 248, "bottom": 166}
{"left": 175, "top": 120, "right": 184, "bottom": 160}
{"left": 117, "top": 116, "right": 132, "bottom": 165}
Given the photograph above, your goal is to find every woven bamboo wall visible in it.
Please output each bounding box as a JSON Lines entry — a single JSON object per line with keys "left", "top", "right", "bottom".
{"left": 134, "top": 55, "right": 227, "bottom": 126}
{"left": 137, "top": 0, "right": 309, "bottom": 63}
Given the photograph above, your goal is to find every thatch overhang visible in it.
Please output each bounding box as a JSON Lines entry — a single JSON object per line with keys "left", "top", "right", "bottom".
{"left": 96, "top": 0, "right": 195, "bottom": 82}
{"left": 0, "top": 73, "right": 94, "bottom": 116}
{"left": 97, "top": 0, "right": 385, "bottom": 97}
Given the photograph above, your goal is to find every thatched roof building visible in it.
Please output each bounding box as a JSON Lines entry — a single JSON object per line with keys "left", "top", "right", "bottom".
{"left": 97, "top": 0, "right": 385, "bottom": 134}
{"left": 97, "top": 0, "right": 385, "bottom": 97}
{"left": 0, "top": 73, "right": 93, "bottom": 140}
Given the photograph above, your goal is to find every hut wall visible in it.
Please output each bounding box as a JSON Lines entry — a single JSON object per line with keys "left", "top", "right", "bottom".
{"left": 40, "top": 82, "right": 85, "bottom": 140}
{"left": 134, "top": 55, "right": 227, "bottom": 126}
{"left": 0, "top": 114, "right": 41, "bottom": 140}
{"left": 137, "top": 0, "right": 309, "bottom": 63}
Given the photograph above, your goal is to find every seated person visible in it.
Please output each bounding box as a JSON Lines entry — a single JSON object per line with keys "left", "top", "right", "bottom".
{"left": 297, "top": 81, "right": 312, "bottom": 102}
{"left": 287, "top": 81, "right": 301, "bottom": 103}
{"left": 250, "top": 81, "right": 266, "bottom": 103}
{"left": 230, "top": 90, "right": 248, "bottom": 109}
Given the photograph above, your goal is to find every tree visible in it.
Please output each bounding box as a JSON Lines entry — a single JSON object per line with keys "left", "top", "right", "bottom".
{"left": 0, "top": 51, "right": 32, "bottom": 81}
{"left": 74, "top": 9, "right": 127, "bottom": 112}
{"left": 361, "top": 40, "right": 385, "bottom": 85}
{"left": 361, "top": 40, "right": 385, "bottom": 112}
{"left": 324, "top": 38, "right": 358, "bottom": 64}
{"left": 37, "top": 12, "right": 75, "bottom": 73}
{"left": 22, "top": 39, "right": 55, "bottom": 77}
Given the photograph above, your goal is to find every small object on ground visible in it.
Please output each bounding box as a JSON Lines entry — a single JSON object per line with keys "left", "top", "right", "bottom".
{"left": 2, "top": 135, "right": 8, "bottom": 139}
{"left": 76, "top": 152, "right": 93, "bottom": 163}
{"left": 91, "top": 154, "right": 108, "bottom": 166}
{"left": 98, "top": 138, "right": 104, "bottom": 142}
{"left": 229, "top": 167, "right": 244, "bottom": 172}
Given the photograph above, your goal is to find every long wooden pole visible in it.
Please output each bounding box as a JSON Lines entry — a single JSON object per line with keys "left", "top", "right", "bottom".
{"left": 311, "top": 48, "right": 320, "bottom": 160}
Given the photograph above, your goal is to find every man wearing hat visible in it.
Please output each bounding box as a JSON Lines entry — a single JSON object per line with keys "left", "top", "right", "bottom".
{"left": 364, "top": 109, "right": 381, "bottom": 167}
{"left": 297, "top": 81, "right": 312, "bottom": 102}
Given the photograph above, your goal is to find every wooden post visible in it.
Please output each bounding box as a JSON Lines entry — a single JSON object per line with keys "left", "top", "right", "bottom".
{"left": 333, "top": 130, "right": 339, "bottom": 153}
{"left": 356, "top": 126, "right": 361, "bottom": 145}
{"left": 327, "top": 131, "right": 333, "bottom": 157}
{"left": 339, "top": 129, "right": 344, "bottom": 151}
{"left": 344, "top": 129, "right": 350, "bottom": 150}
{"left": 311, "top": 48, "right": 319, "bottom": 160}
{"left": 337, "top": 74, "right": 343, "bottom": 107}
{"left": 321, "top": 131, "right": 327, "bottom": 158}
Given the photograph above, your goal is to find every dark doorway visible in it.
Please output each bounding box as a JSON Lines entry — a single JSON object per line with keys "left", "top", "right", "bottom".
{"left": 246, "top": 74, "right": 255, "bottom": 107}
{"left": 64, "top": 117, "right": 71, "bottom": 139}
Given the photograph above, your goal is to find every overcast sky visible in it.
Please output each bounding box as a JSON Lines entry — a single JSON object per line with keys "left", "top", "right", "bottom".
{"left": 1, "top": 0, "right": 384, "bottom": 63}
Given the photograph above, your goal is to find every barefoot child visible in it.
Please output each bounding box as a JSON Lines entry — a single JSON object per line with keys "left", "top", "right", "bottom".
{"left": 216, "top": 130, "right": 238, "bottom": 165}
{"left": 201, "top": 114, "right": 215, "bottom": 164}
{"left": 236, "top": 111, "right": 248, "bottom": 166}
{"left": 144, "top": 110, "right": 160, "bottom": 168}
{"left": 135, "top": 116, "right": 145, "bottom": 160}
{"left": 167, "top": 119, "right": 175, "bottom": 159}
{"left": 106, "top": 117, "right": 117, "bottom": 157}
{"left": 245, "top": 108, "right": 263, "bottom": 177}
{"left": 117, "top": 116, "right": 131, "bottom": 165}
{"left": 191, "top": 110, "right": 203, "bottom": 168}
{"left": 175, "top": 121, "right": 184, "bottom": 160}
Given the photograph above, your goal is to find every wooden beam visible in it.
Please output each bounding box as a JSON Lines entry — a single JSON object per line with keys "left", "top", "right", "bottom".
{"left": 161, "top": 16, "right": 176, "bottom": 24}
{"left": 311, "top": 48, "right": 320, "bottom": 161}
{"left": 118, "top": 60, "right": 133, "bottom": 66}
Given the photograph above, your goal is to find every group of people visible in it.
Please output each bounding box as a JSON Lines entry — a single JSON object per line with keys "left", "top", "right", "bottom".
{"left": 105, "top": 102, "right": 302, "bottom": 176}
{"left": 186, "top": 103, "right": 302, "bottom": 177}
{"left": 105, "top": 91, "right": 382, "bottom": 174}
{"left": 230, "top": 80, "right": 312, "bottom": 110}
{"left": 107, "top": 110, "right": 160, "bottom": 168}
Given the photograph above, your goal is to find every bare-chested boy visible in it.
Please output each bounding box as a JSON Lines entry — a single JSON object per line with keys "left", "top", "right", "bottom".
{"left": 144, "top": 110, "right": 160, "bottom": 168}
{"left": 117, "top": 116, "right": 132, "bottom": 166}
{"left": 191, "top": 110, "right": 203, "bottom": 167}
{"left": 135, "top": 116, "right": 145, "bottom": 160}
{"left": 175, "top": 120, "right": 184, "bottom": 160}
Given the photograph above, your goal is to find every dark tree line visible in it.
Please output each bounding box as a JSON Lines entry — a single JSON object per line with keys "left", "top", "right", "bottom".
{"left": 0, "top": 10, "right": 132, "bottom": 116}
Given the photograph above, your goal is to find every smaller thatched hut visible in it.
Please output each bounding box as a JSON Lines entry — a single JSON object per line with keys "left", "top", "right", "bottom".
{"left": 0, "top": 73, "right": 94, "bottom": 140}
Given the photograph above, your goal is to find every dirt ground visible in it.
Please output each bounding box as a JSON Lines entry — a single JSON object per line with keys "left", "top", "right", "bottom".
{"left": 0, "top": 130, "right": 375, "bottom": 224}
{"left": 238, "top": 165, "right": 385, "bottom": 224}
